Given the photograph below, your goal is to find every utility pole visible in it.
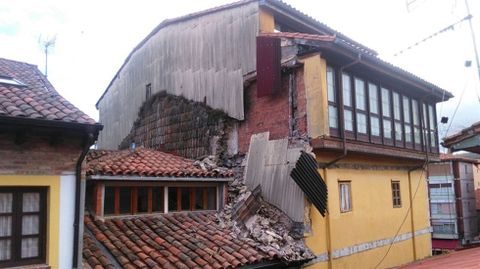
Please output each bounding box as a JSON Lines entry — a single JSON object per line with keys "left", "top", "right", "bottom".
{"left": 465, "top": 0, "right": 480, "bottom": 81}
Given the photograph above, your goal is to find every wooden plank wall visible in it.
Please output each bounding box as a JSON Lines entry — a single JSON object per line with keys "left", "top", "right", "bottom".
{"left": 98, "top": 2, "right": 259, "bottom": 149}
{"left": 244, "top": 132, "right": 305, "bottom": 222}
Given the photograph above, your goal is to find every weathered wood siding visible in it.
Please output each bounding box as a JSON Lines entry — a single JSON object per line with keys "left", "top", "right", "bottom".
{"left": 98, "top": 2, "right": 259, "bottom": 149}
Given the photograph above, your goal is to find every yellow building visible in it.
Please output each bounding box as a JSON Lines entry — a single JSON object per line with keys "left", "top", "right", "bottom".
{"left": 253, "top": 6, "right": 453, "bottom": 269}
{"left": 0, "top": 58, "right": 102, "bottom": 268}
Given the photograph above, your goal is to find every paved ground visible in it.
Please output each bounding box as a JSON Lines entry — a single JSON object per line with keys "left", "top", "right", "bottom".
{"left": 400, "top": 247, "right": 480, "bottom": 268}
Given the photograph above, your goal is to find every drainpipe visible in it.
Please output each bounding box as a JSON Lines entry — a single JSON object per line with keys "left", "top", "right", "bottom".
{"left": 73, "top": 132, "right": 95, "bottom": 268}
{"left": 322, "top": 168, "right": 333, "bottom": 269}
{"left": 324, "top": 54, "right": 362, "bottom": 168}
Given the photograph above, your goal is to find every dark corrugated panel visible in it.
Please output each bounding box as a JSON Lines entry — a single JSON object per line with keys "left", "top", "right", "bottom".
{"left": 290, "top": 151, "right": 327, "bottom": 216}
{"left": 256, "top": 36, "right": 281, "bottom": 97}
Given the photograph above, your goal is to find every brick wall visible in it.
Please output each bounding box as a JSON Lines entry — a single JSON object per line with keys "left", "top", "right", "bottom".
{"left": 238, "top": 68, "right": 307, "bottom": 153}
{"left": 119, "top": 91, "right": 232, "bottom": 159}
{"left": 0, "top": 132, "right": 83, "bottom": 175}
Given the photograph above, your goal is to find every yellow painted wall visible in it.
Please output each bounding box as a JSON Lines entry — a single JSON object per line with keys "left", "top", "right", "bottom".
{"left": 305, "top": 164, "right": 431, "bottom": 269}
{"left": 299, "top": 54, "right": 329, "bottom": 138}
{"left": 0, "top": 175, "right": 60, "bottom": 269}
{"left": 259, "top": 7, "right": 274, "bottom": 33}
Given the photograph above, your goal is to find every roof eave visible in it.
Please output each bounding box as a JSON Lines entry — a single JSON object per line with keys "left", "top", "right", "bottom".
{"left": 0, "top": 115, "right": 103, "bottom": 133}
{"left": 88, "top": 175, "right": 234, "bottom": 182}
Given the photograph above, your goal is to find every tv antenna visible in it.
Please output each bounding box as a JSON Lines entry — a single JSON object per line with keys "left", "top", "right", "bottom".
{"left": 38, "top": 35, "right": 56, "bottom": 77}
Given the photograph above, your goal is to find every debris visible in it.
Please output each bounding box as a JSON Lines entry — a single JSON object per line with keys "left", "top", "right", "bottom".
{"left": 215, "top": 154, "right": 314, "bottom": 262}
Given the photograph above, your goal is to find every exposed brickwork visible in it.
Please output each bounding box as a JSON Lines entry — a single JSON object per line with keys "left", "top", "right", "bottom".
{"left": 120, "top": 91, "right": 231, "bottom": 159}
{"left": 238, "top": 68, "right": 307, "bottom": 153}
{"left": 0, "top": 132, "right": 83, "bottom": 175}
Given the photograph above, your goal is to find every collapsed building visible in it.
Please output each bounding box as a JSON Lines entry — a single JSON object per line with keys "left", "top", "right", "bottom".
{"left": 92, "top": 1, "right": 453, "bottom": 268}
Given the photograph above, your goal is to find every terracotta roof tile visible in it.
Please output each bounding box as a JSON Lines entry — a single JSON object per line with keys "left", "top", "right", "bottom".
{"left": 84, "top": 212, "right": 276, "bottom": 269}
{"left": 83, "top": 232, "right": 116, "bottom": 269}
{"left": 0, "top": 57, "right": 97, "bottom": 125}
{"left": 86, "top": 148, "right": 234, "bottom": 178}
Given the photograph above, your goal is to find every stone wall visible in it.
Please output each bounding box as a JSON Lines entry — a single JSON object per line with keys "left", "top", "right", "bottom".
{"left": 119, "top": 91, "right": 233, "bottom": 160}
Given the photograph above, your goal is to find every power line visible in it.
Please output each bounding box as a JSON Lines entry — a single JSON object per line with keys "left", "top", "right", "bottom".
{"left": 393, "top": 15, "right": 471, "bottom": 56}
{"left": 443, "top": 76, "right": 470, "bottom": 138}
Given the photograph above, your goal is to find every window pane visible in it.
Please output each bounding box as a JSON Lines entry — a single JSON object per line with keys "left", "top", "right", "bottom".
{"left": 207, "top": 187, "right": 216, "bottom": 210}
{"left": 195, "top": 188, "right": 204, "bottom": 210}
{"left": 328, "top": 105, "right": 338, "bottom": 128}
{"left": 0, "top": 240, "right": 11, "bottom": 261}
{"left": 414, "top": 127, "right": 421, "bottom": 144}
{"left": 405, "top": 124, "right": 412, "bottom": 142}
{"left": 403, "top": 96, "right": 410, "bottom": 123}
{"left": 340, "top": 183, "right": 351, "bottom": 212}
{"left": 181, "top": 188, "right": 190, "bottom": 211}
{"left": 383, "top": 119, "right": 392, "bottom": 139}
{"left": 0, "top": 217, "right": 11, "bottom": 237}
{"left": 423, "top": 103, "right": 428, "bottom": 129}
{"left": 23, "top": 193, "right": 39, "bottom": 212}
{"left": 393, "top": 92, "right": 401, "bottom": 120}
{"left": 119, "top": 188, "right": 131, "bottom": 214}
{"left": 431, "top": 131, "right": 437, "bottom": 147}
{"left": 21, "top": 237, "right": 39, "bottom": 258}
{"left": 104, "top": 187, "right": 115, "bottom": 215}
{"left": 0, "top": 193, "right": 12, "bottom": 213}
{"left": 344, "top": 110, "right": 353, "bottom": 131}
{"left": 429, "top": 105, "right": 435, "bottom": 130}
{"left": 412, "top": 100, "right": 419, "bottom": 125}
{"left": 371, "top": 116, "right": 380, "bottom": 136}
{"left": 342, "top": 74, "right": 352, "bottom": 107}
{"left": 168, "top": 187, "right": 178, "bottom": 212}
{"left": 327, "top": 66, "right": 335, "bottom": 102}
{"left": 137, "top": 187, "right": 148, "bottom": 213}
{"left": 395, "top": 122, "right": 403, "bottom": 141}
{"left": 22, "top": 215, "right": 39, "bottom": 235}
{"left": 381, "top": 88, "right": 390, "bottom": 117}
{"left": 355, "top": 78, "right": 366, "bottom": 110}
{"left": 356, "top": 113, "right": 367, "bottom": 134}
{"left": 368, "top": 83, "right": 378, "bottom": 114}
{"left": 152, "top": 187, "right": 164, "bottom": 212}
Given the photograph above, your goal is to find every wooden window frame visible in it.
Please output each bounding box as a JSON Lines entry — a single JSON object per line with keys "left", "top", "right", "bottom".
{"left": 392, "top": 91, "right": 404, "bottom": 148}
{"left": 354, "top": 77, "right": 369, "bottom": 142}
{"left": 412, "top": 99, "right": 423, "bottom": 150}
{"left": 327, "top": 66, "right": 340, "bottom": 137}
{"left": 403, "top": 96, "right": 414, "bottom": 149}
{"left": 368, "top": 83, "right": 382, "bottom": 144}
{"left": 339, "top": 181, "right": 352, "bottom": 213}
{"left": 391, "top": 181, "right": 402, "bottom": 208}
{"left": 342, "top": 73, "right": 355, "bottom": 139}
{"left": 381, "top": 87, "right": 394, "bottom": 145}
{"left": 103, "top": 185, "right": 217, "bottom": 216}
{"left": 0, "top": 187, "right": 47, "bottom": 268}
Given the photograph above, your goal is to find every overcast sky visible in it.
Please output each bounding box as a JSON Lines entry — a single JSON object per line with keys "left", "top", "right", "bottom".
{"left": 0, "top": 0, "right": 478, "bottom": 139}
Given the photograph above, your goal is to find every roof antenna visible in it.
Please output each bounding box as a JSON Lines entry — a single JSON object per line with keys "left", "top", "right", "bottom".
{"left": 38, "top": 34, "right": 56, "bottom": 77}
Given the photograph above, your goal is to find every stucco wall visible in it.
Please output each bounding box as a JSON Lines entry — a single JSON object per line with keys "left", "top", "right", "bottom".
{"left": 306, "top": 165, "right": 431, "bottom": 269}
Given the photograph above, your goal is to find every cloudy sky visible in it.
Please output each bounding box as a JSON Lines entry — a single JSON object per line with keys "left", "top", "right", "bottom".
{"left": 0, "top": 0, "right": 478, "bottom": 139}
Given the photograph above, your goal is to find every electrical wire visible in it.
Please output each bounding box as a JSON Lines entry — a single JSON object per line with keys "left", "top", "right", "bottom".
{"left": 373, "top": 160, "right": 428, "bottom": 269}
{"left": 393, "top": 15, "right": 471, "bottom": 57}
{"left": 443, "top": 76, "right": 470, "bottom": 138}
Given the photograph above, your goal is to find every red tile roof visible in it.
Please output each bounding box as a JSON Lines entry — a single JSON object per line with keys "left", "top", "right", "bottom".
{"left": 0, "top": 57, "right": 97, "bottom": 125}
{"left": 400, "top": 247, "right": 480, "bottom": 269}
{"left": 83, "top": 212, "right": 278, "bottom": 269}
{"left": 439, "top": 153, "right": 480, "bottom": 164}
{"left": 83, "top": 232, "right": 115, "bottom": 269}
{"left": 86, "top": 148, "right": 234, "bottom": 178}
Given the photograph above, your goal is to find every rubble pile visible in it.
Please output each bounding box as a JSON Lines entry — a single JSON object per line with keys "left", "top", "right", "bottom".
{"left": 193, "top": 155, "right": 230, "bottom": 174}
{"left": 213, "top": 155, "right": 314, "bottom": 262}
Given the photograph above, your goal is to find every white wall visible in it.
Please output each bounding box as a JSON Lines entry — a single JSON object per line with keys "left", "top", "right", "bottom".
{"left": 59, "top": 173, "right": 76, "bottom": 269}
